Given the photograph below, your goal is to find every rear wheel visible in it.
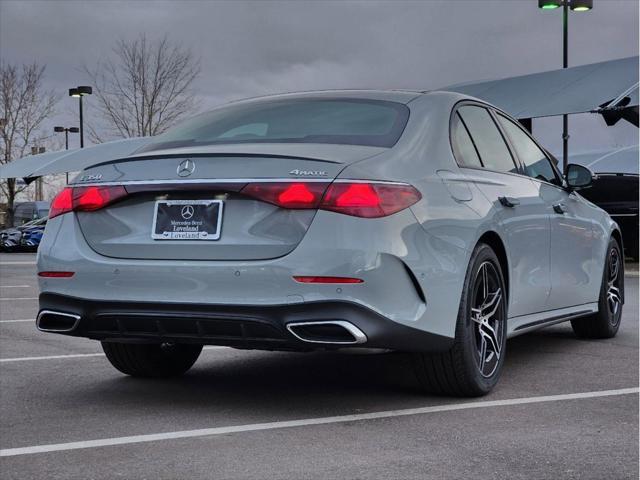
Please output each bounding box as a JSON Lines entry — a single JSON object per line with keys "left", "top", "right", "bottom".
{"left": 101, "top": 342, "right": 202, "bottom": 377}
{"left": 571, "top": 237, "right": 624, "bottom": 339}
{"left": 412, "top": 243, "right": 507, "bottom": 396}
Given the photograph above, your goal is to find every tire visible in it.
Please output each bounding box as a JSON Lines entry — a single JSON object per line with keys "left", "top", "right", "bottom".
{"left": 571, "top": 237, "right": 624, "bottom": 339}
{"left": 101, "top": 342, "right": 203, "bottom": 377}
{"left": 412, "top": 243, "right": 507, "bottom": 396}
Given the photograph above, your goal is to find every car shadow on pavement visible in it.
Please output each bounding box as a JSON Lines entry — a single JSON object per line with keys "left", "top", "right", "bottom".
{"left": 38, "top": 321, "right": 633, "bottom": 423}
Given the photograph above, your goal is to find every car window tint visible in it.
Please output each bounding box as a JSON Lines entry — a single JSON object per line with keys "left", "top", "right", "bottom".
{"left": 457, "top": 106, "right": 517, "bottom": 174}
{"left": 136, "top": 98, "right": 410, "bottom": 151}
{"left": 451, "top": 113, "right": 482, "bottom": 168}
{"left": 496, "top": 114, "right": 559, "bottom": 184}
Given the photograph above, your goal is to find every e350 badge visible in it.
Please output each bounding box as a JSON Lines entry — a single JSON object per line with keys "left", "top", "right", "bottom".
{"left": 78, "top": 173, "right": 103, "bottom": 182}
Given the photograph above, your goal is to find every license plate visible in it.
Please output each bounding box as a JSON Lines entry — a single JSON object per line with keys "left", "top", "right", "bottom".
{"left": 152, "top": 200, "right": 223, "bottom": 240}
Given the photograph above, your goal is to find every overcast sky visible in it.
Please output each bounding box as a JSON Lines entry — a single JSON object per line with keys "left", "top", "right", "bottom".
{"left": 1, "top": 0, "right": 638, "bottom": 153}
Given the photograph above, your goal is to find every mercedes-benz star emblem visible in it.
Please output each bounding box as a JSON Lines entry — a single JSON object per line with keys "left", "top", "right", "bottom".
{"left": 177, "top": 159, "right": 196, "bottom": 177}
{"left": 181, "top": 205, "right": 195, "bottom": 220}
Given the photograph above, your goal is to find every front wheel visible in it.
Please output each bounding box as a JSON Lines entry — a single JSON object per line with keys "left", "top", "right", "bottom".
{"left": 412, "top": 243, "right": 507, "bottom": 396}
{"left": 102, "top": 342, "right": 203, "bottom": 377}
{"left": 571, "top": 237, "right": 624, "bottom": 339}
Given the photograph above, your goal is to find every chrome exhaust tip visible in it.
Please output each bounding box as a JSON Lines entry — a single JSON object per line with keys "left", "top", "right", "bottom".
{"left": 286, "top": 320, "right": 367, "bottom": 345}
{"left": 36, "top": 310, "right": 81, "bottom": 333}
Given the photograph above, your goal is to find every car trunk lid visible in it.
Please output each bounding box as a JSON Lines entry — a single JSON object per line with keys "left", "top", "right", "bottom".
{"left": 74, "top": 146, "right": 384, "bottom": 261}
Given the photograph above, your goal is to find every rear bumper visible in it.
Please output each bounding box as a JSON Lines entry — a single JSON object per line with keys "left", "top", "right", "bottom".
{"left": 37, "top": 209, "right": 470, "bottom": 341}
{"left": 38, "top": 293, "right": 453, "bottom": 353}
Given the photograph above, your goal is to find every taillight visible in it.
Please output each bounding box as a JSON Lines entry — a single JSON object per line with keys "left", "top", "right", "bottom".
{"left": 321, "top": 182, "right": 422, "bottom": 218}
{"left": 49, "top": 187, "right": 74, "bottom": 219}
{"left": 74, "top": 185, "right": 128, "bottom": 211}
{"left": 241, "top": 181, "right": 420, "bottom": 218}
{"left": 49, "top": 186, "right": 128, "bottom": 219}
{"left": 240, "top": 182, "right": 329, "bottom": 209}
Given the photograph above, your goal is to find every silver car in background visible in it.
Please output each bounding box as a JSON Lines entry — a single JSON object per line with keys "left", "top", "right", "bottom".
{"left": 36, "top": 90, "right": 624, "bottom": 396}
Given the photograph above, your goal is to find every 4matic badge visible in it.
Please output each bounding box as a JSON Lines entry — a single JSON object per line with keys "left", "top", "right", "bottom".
{"left": 289, "top": 169, "right": 328, "bottom": 177}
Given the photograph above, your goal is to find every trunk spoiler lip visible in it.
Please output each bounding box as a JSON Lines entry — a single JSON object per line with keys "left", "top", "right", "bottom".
{"left": 87, "top": 152, "right": 344, "bottom": 170}
{"left": 70, "top": 178, "right": 409, "bottom": 188}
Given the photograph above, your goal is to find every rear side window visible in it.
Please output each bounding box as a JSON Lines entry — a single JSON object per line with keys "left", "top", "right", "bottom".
{"left": 496, "top": 114, "right": 560, "bottom": 185}
{"left": 451, "top": 113, "right": 482, "bottom": 168}
{"left": 457, "top": 106, "right": 518, "bottom": 174}
{"left": 136, "top": 98, "right": 410, "bottom": 152}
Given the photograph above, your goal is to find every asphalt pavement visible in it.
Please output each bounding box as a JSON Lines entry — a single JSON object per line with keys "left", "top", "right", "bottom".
{"left": 0, "top": 252, "right": 638, "bottom": 479}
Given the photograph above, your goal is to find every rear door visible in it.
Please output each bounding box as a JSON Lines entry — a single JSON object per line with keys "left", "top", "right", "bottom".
{"left": 454, "top": 104, "right": 551, "bottom": 318}
{"left": 495, "top": 113, "right": 597, "bottom": 309}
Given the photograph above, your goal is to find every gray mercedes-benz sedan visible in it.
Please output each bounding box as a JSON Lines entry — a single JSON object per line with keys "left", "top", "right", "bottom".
{"left": 36, "top": 90, "right": 624, "bottom": 396}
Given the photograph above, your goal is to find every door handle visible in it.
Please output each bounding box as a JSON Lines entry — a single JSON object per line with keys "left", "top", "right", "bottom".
{"left": 553, "top": 203, "right": 566, "bottom": 214}
{"left": 499, "top": 196, "right": 520, "bottom": 208}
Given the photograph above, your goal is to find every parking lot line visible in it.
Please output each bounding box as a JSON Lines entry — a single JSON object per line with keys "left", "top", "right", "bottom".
{"left": 0, "top": 262, "right": 37, "bottom": 266}
{"left": 1, "top": 387, "right": 636, "bottom": 457}
{"left": 0, "top": 297, "right": 38, "bottom": 301}
{"left": 0, "top": 346, "right": 225, "bottom": 363}
{"left": 0, "top": 353, "right": 105, "bottom": 363}
{"left": 0, "top": 285, "right": 32, "bottom": 288}
{"left": 0, "top": 319, "right": 33, "bottom": 323}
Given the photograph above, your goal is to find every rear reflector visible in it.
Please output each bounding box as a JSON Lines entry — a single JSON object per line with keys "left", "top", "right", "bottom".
{"left": 293, "top": 276, "right": 364, "bottom": 284}
{"left": 38, "top": 271, "right": 75, "bottom": 278}
{"left": 49, "top": 186, "right": 128, "bottom": 219}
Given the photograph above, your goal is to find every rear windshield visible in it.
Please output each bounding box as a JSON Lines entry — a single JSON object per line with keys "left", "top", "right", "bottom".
{"left": 136, "top": 98, "right": 409, "bottom": 152}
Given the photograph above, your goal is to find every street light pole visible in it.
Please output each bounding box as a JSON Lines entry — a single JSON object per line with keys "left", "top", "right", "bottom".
{"left": 538, "top": 0, "right": 593, "bottom": 173}
{"left": 68, "top": 86, "right": 92, "bottom": 149}
{"left": 79, "top": 94, "right": 84, "bottom": 148}
{"left": 562, "top": 2, "right": 569, "bottom": 174}
{"left": 31, "top": 146, "right": 46, "bottom": 201}
{"left": 54, "top": 126, "right": 79, "bottom": 185}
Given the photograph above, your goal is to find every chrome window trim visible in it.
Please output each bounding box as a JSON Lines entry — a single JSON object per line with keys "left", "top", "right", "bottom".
{"left": 493, "top": 111, "right": 563, "bottom": 187}
{"left": 450, "top": 101, "right": 522, "bottom": 176}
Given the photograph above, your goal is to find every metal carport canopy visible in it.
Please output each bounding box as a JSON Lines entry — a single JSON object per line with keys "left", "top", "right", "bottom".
{"left": 0, "top": 137, "right": 152, "bottom": 179}
{"left": 444, "top": 56, "right": 639, "bottom": 119}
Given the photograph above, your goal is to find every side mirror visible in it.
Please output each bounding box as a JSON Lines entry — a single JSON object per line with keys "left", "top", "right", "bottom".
{"left": 565, "top": 163, "right": 594, "bottom": 190}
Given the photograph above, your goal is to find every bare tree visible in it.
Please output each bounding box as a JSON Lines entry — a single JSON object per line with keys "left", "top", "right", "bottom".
{"left": 0, "top": 63, "right": 58, "bottom": 225}
{"left": 85, "top": 34, "right": 200, "bottom": 140}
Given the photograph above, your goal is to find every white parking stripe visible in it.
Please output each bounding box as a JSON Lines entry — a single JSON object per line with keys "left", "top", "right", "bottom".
{"left": 0, "top": 285, "right": 32, "bottom": 288}
{"left": 0, "top": 346, "right": 225, "bottom": 363}
{"left": 0, "top": 262, "right": 37, "bottom": 265}
{"left": 0, "top": 297, "right": 37, "bottom": 301}
{"left": 0, "top": 353, "right": 105, "bottom": 363}
{"left": 0, "top": 319, "right": 33, "bottom": 323}
{"left": 1, "top": 387, "right": 636, "bottom": 457}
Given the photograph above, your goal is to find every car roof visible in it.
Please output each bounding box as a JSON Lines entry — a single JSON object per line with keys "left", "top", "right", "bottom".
{"left": 223, "top": 89, "right": 426, "bottom": 105}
